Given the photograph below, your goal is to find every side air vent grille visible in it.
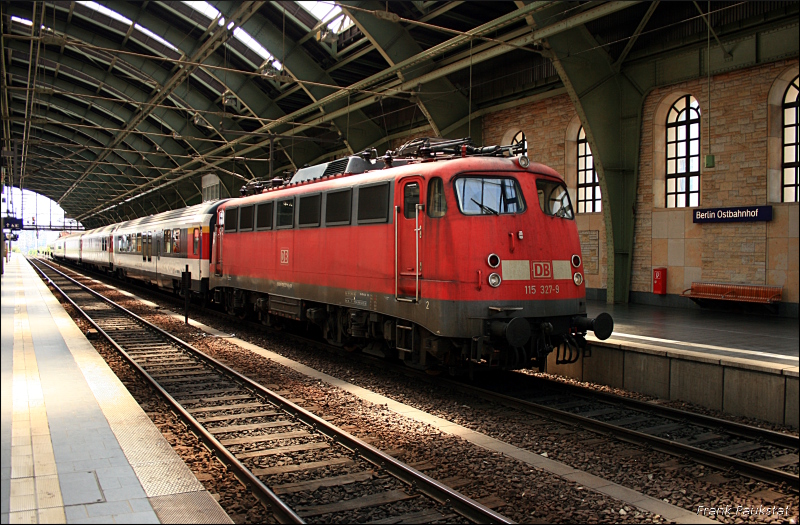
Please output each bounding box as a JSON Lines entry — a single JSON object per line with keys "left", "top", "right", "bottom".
{"left": 323, "top": 158, "right": 350, "bottom": 177}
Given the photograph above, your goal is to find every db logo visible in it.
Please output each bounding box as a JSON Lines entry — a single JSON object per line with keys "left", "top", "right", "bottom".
{"left": 532, "top": 261, "right": 552, "bottom": 279}
{"left": 280, "top": 249, "right": 289, "bottom": 265}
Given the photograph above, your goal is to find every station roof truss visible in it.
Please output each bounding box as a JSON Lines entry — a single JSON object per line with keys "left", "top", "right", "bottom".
{"left": 1, "top": 1, "right": 797, "bottom": 228}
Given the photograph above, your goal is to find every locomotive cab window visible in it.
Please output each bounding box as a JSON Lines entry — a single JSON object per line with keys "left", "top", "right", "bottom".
{"left": 357, "top": 182, "right": 390, "bottom": 224}
{"left": 427, "top": 177, "right": 447, "bottom": 218}
{"left": 403, "top": 182, "right": 420, "bottom": 219}
{"left": 454, "top": 177, "right": 525, "bottom": 215}
{"left": 298, "top": 194, "right": 321, "bottom": 227}
{"left": 325, "top": 189, "right": 352, "bottom": 226}
{"left": 277, "top": 198, "right": 294, "bottom": 228}
{"left": 239, "top": 205, "right": 254, "bottom": 231}
{"left": 256, "top": 202, "right": 273, "bottom": 230}
{"left": 225, "top": 208, "right": 238, "bottom": 232}
{"left": 536, "top": 180, "right": 574, "bottom": 219}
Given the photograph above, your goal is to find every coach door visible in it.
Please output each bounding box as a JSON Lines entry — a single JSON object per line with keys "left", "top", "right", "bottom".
{"left": 395, "top": 177, "right": 424, "bottom": 302}
{"left": 214, "top": 209, "right": 224, "bottom": 276}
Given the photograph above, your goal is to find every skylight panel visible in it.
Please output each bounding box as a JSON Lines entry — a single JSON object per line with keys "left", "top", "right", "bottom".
{"left": 135, "top": 24, "right": 177, "bottom": 50}
{"left": 297, "top": 1, "right": 354, "bottom": 34}
{"left": 78, "top": 1, "right": 177, "bottom": 51}
{"left": 183, "top": 1, "right": 219, "bottom": 21}
{"left": 11, "top": 16, "right": 33, "bottom": 26}
{"left": 78, "top": 1, "right": 132, "bottom": 25}
{"left": 232, "top": 27, "right": 272, "bottom": 61}
{"left": 183, "top": 1, "right": 280, "bottom": 67}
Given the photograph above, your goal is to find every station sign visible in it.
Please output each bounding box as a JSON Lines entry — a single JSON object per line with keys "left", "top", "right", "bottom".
{"left": 3, "top": 217, "right": 23, "bottom": 230}
{"left": 693, "top": 205, "right": 772, "bottom": 223}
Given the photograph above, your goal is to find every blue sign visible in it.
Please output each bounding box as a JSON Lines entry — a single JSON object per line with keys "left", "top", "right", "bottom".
{"left": 693, "top": 206, "right": 772, "bottom": 223}
{"left": 3, "top": 217, "right": 22, "bottom": 230}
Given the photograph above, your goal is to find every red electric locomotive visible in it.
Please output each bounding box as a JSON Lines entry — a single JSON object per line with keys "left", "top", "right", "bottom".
{"left": 208, "top": 138, "right": 612, "bottom": 374}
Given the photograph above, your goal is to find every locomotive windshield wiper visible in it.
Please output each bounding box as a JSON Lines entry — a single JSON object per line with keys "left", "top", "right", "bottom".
{"left": 471, "top": 198, "right": 498, "bottom": 215}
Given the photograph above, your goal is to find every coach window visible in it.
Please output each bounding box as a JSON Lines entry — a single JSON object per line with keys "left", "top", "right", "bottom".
{"left": 164, "top": 229, "right": 172, "bottom": 254}
{"left": 427, "top": 177, "right": 446, "bottom": 218}
{"left": 174, "top": 230, "right": 181, "bottom": 253}
{"left": 239, "top": 205, "right": 254, "bottom": 231}
{"left": 666, "top": 94, "right": 701, "bottom": 208}
{"left": 193, "top": 228, "right": 200, "bottom": 255}
{"left": 136, "top": 233, "right": 142, "bottom": 252}
{"left": 225, "top": 207, "right": 238, "bottom": 232}
{"left": 325, "top": 189, "right": 352, "bottom": 226}
{"left": 277, "top": 198, "right": 294, "bottom": 228}
{"left": 256, "top": 202, "right": 273, "bottom": 230}
{"left": 299, "top": 194, "right": 321, "bottom": 227}
{"left": 357, "top": 182, "right": 390, "bottom": 224}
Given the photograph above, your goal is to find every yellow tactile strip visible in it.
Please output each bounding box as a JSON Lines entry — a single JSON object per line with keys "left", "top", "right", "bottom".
{"left": 9, "top": 290, "right": 66, "bottom": 525}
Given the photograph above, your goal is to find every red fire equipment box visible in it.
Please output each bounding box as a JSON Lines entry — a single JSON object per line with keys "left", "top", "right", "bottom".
{"left": 653, "top": 267, "right": 667, "bottom": 295}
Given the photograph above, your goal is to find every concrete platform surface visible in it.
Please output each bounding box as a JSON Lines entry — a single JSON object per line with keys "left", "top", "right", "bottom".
{"left": 1, "top": 254, "right": 232, "bottom": 524}
{"left": 587, "top": 300, "right": 799, "bottom": 365}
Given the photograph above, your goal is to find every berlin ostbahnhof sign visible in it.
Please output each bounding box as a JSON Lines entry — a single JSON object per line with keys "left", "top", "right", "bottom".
{"left": 693, "top": 206, "right": 773, "bottom": 223}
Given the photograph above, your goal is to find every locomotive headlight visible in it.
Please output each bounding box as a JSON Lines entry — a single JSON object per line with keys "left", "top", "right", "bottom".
{"left": 573, "top": 272, "right": 584, "bottom": 286}
{"left": 572, "top": 254, "right": 582, "bottom": 268}
{"left": 517, "top": 155, "right": 530, "bottom": 168}
{"left": 488, "top": 272, "right": 502, "bottom": 288}
{"left": 487, "top": 253, "right": 500, "bottom": 268}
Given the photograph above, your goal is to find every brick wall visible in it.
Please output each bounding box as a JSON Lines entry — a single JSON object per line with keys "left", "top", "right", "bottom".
{"left": 633, "top": 59, "right": 799, "bottom": 302}
{"left": 480, "top": 59, "right": 798, "bottom": 305}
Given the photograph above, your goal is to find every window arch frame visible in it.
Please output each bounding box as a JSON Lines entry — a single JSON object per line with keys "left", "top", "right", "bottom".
{"left": 665, "top": 94, "right": 701, "bottom": 208}
{"left": 782, "top": 76, "right": 799, "bottom": 203}
{"left": 576, "top": 126, "right": 602, "bottom": 214}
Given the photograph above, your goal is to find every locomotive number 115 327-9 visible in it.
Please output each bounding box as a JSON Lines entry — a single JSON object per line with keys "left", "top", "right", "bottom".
{"left": 523, "top": 284, "right": 560, "bottom": 295}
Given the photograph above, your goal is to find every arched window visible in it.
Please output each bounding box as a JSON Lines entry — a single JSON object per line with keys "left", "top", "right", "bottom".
{"left": 666, "top": 95, "right": 701, "bottom": 208}
{"left": 577, "top": 126, "right": 601, "bottom": 213}
{"left": 511, "top": 131, "right": 527, "bottom": 156}
{"left": 783, "top": 76, "right": 799, "bottom": 202}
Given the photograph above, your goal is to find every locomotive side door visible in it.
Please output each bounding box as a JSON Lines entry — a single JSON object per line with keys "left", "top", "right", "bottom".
{"left": 395, "top": 176, "right": 424, "bottom": 302}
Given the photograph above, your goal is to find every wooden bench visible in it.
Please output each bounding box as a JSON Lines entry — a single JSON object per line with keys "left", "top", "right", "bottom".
{"left": 681, "top": 282, "right": 782, "bottom": 305}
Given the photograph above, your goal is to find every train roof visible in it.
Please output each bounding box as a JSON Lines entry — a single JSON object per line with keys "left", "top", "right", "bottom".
{"left": 225, "top": 140, "right": 560, "bottom": 209}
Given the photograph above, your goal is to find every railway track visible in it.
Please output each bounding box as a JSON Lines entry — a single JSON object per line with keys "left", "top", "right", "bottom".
{"left": 30, "top": 257, "right": 513, "bottom": 524}
{"left": 443, "top": 371, "right": 799, "bottom": 491}
{"left": 40, "top": 257, "right": 799, "bottom": 493}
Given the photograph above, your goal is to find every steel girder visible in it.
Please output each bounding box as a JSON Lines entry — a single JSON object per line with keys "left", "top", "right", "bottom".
{"left": 342, "top": 0, "right": 471, "bottom": 141}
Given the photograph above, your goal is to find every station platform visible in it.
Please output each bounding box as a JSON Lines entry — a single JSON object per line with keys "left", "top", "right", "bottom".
{"left": 549, "top": 300, "right": 800, "bottom": 427}
{"left": 1, "top": 254, "right": 232, "bottom": 524}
